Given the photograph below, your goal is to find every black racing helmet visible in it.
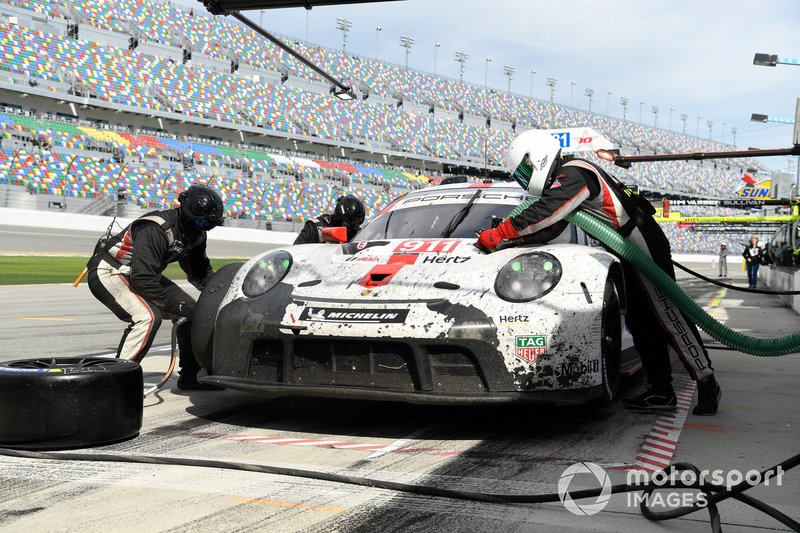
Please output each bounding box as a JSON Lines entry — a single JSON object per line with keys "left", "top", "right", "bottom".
{"left": 178, "top": 184, "right": 224, "bottom": 230}
{"left": 331, "top": 194, "right": 366, "bottom": 228}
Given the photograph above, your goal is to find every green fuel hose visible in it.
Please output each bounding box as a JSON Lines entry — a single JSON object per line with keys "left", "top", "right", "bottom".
{"left": 564, "top": 209, "right": 800, "bottom": 357}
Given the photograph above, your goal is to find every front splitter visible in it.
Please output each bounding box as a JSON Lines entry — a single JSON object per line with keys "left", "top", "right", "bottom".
{"left": 200, "top": 375, "right": 603, "bottom": 406}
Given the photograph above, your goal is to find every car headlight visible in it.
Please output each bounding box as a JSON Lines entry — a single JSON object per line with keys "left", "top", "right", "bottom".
{"left": 494, "top": 252, "right": 562, "bottom": 302}
{"left": 242, "top": 251, "right": 292, "bottom": 298}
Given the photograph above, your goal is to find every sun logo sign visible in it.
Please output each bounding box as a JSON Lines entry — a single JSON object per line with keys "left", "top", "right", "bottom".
{"left": 557, "top": 462, "right": 612, "bottom": 516}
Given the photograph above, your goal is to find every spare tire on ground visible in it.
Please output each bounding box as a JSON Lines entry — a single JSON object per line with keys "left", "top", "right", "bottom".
{"left": 0, "top": 357, "right": 143, "bottom": 450}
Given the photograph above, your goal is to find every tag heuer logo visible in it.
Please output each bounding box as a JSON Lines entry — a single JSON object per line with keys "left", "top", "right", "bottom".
{"left": 515, "top": 335, "right": 547, "bottom": 363}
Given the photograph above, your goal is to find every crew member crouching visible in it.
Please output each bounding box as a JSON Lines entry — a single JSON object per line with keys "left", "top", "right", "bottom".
{"left": 87, "top": 184, "right": 224, "bottom": 390}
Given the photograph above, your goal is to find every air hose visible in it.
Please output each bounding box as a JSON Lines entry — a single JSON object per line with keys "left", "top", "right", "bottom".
{"left": 672, "top": 260, "right": 800, "bottom": 295}
{"left": 0, "top": 447, "right": 796, "bottom": 532}
{"left": 142, "top": 317, "right": 185, "bottom": 398}
{"left": 563, "top": 209, "right": 800, "bottom": 357}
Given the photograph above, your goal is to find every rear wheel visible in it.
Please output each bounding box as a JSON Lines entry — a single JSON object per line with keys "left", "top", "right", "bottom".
{"left": 0, "top": 357, "right": 142, "bottom": 450}
{"left": 191, "top": 262, "right": 243, "bottom": 370}
{"left": 599, "top": 278, "right": 622, "bottom": 403}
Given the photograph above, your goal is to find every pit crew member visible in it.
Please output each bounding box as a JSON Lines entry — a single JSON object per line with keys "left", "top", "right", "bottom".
{"left": 477, "top": 130, "right": 721, "bottom": 415}
{"left": 294, "top": 194, "right": 366, "bottom": 244}
{"left": 87, "top": 184, "right": 224, "bottom": 390}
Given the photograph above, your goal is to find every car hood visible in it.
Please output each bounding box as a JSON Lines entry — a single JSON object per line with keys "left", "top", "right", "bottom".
{"left": 222, "top": 238, "right": 618, "bottom": 311}
{"left": 279, "top": 238, "right": 570, "bottom": 302}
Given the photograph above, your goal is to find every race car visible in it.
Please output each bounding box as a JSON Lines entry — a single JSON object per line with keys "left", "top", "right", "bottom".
{"left": 192, "top": 181, "right": 640, "bottom": 405}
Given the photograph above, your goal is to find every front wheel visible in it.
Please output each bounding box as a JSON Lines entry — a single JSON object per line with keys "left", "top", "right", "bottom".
{"left": 191, "top": 262, "right": 243, "bottom": 370}
{"left": 599, "top": 278, "right": 622, "bottom": 403}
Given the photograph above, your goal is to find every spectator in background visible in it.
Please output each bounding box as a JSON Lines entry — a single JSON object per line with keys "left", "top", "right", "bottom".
{"left": 718, "top": 242, "right": 729, "bottom": 277}
{"left": 761, "top": 241, "right": 774, "bottom": 266}
{"left": 743, "top": 236, "right": 763, "bottom": 288}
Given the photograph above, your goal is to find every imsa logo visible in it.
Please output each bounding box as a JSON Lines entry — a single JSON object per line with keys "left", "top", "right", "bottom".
{"left": 515, "top": 335, "right": 547, "bottom": 363}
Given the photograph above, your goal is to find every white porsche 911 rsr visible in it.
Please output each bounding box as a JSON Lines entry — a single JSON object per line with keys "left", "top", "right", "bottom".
{"left": 192, "top": 182, "right": 640, "bottom": 405}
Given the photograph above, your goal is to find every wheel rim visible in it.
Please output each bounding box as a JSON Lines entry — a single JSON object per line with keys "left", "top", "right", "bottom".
{"left": 3, "top": 358, "right": 128, "bottom": 372}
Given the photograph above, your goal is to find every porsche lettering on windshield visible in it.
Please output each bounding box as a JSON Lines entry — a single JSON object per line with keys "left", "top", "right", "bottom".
{"left": 396, "top": 192, "right": 529, "bottom": 208}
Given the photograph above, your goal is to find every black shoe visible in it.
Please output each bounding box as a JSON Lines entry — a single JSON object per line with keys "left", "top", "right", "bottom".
{"left": 176, "top": 375, "right": 224, "bottom": 391}
{"left": 693, "top": 377, "right": 721, "bottom": 416}
{"left": 623, "top": 388, "right": 677, "bottom": 410}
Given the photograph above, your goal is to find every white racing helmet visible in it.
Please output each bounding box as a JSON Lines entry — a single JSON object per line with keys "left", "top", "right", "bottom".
{"left": 506, "top": 129, "right": 562, "bottom": 196}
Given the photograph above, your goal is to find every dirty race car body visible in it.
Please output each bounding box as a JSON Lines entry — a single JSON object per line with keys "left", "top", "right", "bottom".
{"left": 195, "top": 182, "right": 639, "bottom": 405}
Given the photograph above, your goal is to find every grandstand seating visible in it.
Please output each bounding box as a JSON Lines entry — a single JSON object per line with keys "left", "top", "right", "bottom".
{"left": 0, "top": 110, "right": 428, "bottom": 221}
{"left": 0, "top": 0, "right": 778, "bottom": 251}
{"left": 0, "top": 0, "right": 760, "bottom": 185}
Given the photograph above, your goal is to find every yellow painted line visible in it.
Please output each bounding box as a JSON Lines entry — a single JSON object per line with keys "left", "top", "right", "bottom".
{"left": 14, "top": 317, "right": 75, "bottom": 321}
{"left": 227, "top": 496, "right": 346, "bottom": 513}
{"left": 709, "top": 288, "right": 727, "bottom": 307}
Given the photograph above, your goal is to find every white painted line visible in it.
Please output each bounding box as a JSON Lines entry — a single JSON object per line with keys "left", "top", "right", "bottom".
{"left": 364, "top": 439, "right": 411, "bottom": 460}
{"left": 364, "top": 424, "right": 435, "bottom": 461}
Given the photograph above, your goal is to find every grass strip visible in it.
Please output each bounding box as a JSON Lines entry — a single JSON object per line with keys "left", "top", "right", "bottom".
{"left": 0, "top": 256, "right": 246, "bottom": 285}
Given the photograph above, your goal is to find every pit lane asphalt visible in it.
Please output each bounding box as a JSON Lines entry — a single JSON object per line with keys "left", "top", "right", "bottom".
{"left": 0, "top": 237, "right": 798, "bottom": 532}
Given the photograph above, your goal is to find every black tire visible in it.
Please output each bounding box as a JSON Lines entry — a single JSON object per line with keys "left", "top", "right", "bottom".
{"left": 191, "top": 262, "right": 243, "bottom": 370}
{"left": 0, "top": 357, "right": 142, "bottom": 450}
{"left": 599, "top": 278, "right": 623, "bottom": 403}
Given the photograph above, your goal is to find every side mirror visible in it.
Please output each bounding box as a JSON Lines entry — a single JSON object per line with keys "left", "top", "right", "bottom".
{"left": 321, "top": 226, "right": 348, "bottom": 244}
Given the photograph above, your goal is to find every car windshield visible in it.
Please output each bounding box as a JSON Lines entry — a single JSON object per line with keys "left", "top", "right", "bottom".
{"left": 355, "top": 189, "right": 530, "bottom": 240}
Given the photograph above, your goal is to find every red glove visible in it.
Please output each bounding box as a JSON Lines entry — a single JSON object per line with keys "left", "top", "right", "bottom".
{"left": 476, "top": 219, "right": 519, "bottom": 253}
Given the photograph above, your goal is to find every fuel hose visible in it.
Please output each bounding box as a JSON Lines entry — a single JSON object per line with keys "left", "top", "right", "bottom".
{"left": 563, "top": 209, "right": 800, "bottom": 357}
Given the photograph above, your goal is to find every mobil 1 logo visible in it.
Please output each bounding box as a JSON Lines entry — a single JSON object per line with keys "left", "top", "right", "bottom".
{"left": 560, "top": 359, "right": 600, "bottom": 377}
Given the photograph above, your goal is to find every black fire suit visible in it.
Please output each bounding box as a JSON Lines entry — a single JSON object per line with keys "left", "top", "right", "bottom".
{"left": 294, "top": 213, "right": 360, "bottom": 244}
{"left": 87, "top": 208, "right": 213, "bottom": 377}
{"left": 496, "top": 159, "right": 714, "bottom": 388}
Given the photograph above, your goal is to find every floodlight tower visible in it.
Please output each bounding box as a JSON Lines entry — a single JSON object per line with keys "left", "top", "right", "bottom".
{"left": 620, "top": 96, "right": 629, "bottom": 120}
{"left": 569, "top": 81, "right": 576, "bottom": 106}
{"left": 484, "top": 57, "right": 492, "bottom": 86}
{"left": 651, "top": 105, "right": 660, "bottom": 127}
{"left": 399, "top": 35, "right": 415, "bottom": 68}
{"left": 585, "top": 87, "right": 595, "bottom": 112}
{"left": 669, "top": 108, "right": 675, "bottom": 130}
{"left": 706, "top": 120, "right": 714, "bottom": 139}
{"left": 374, "top": 26, "right": 381, "bottom": 59}
{"left": 731, "top": 126, "right": 738, "bottom": 147}
{"left": 336, "top": 17, "right": 353, "bottom": 52}
{"left": 696, "top": 115, "right": 702, "bottom": 136}
{"left": 454, "top": 51, "right": 469, "bottom": 82}
{"left": 639, "top": 100, "right": 644, "bottom": 123}
{"left": 503, "top": 65, "right": 515, "bottom": 93}
{"left": 433, "top": 43, "right": 440, "bottom": 74}
{"left": 751, "top": 108, "right": 800, "bottom": 195}
{"left": 546, "top": 77, "right": 557, "bottom": 103}
{"left": 529, "top": 70, "right": 535, "bottom": 98}
{"left": 680, "top": 113, "right": 688, "bottom": 134}
{"left": 606, "top": 91, "right": 612, "bottom": 115}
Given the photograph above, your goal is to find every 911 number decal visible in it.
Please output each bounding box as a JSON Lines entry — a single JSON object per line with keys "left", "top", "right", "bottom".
{"left": 394, "top": 240, "right": 459, "bottom": 253}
